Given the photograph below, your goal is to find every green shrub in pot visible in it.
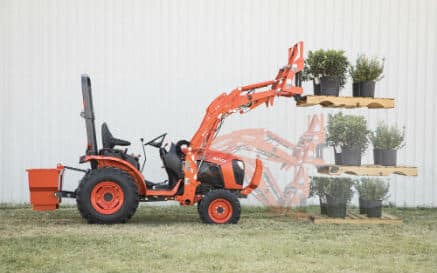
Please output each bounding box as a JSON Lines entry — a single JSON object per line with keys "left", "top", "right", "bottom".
{"left": 354, "top": 180, "right": 368, "bottom": 214}
{"left": 324, "top": 177, "right": 354, "bottom": 218}
{"left": 350, "top": 55, "right": 384, "bottom": 98}
{"left": 327, "top": 112, "right": 370, "bottom": 166}
{"left": 303, "top": 49, "right": 349, "bottom": 96}
{"left": 369, "top": 122, "right": 405, "bottom": 166}
{"left": 326, "top": 112, "right": 346, "bottom": 164}
{"left": 358, "top": 178, "right": 390, "bottom": 218}
{"left": 310, "top": 176, "right": 355, "bottom": 218}
{"left": 309, "top": 176, "right": 330, "bottom": 215}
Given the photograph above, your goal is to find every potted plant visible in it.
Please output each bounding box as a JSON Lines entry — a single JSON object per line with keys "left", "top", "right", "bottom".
{"left": 326, "top": 112, "right": 345, "bottom": 164}
{"left": 325, "top": 177, "right": 354, "bottom": 218}
{"left": 303, "top": 49, "right": 349, "bottom": 96}
{"left": 327, "top": 112, "right": 370, "bottom": 166}
{"left": 349, "top": 55, "right": 384, "bottom": 97}
{"left": 358, "top": 178, "right": 390, "bottom": 218}
{"left": 369, "top": 122, "right": 405, "bottom": 166}
{"left": 309, "top": 176, "right": 330, "bottom": 215}
{"left": 354, "top": 180, "right": 369, "bottom": 214}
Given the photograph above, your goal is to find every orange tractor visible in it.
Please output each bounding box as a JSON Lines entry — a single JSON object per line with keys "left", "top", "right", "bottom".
{"left": 26, "top": 41, "right": 305, "bottom": 224}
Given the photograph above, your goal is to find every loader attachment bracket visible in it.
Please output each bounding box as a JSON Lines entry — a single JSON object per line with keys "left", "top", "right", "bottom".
{"left": 240, "top": 158, "right": 263, "bottom": 196}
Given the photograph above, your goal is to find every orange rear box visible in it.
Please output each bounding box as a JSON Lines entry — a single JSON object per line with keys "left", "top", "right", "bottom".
{"left": 26, "top": 165, "right": 64, "bottom": 211}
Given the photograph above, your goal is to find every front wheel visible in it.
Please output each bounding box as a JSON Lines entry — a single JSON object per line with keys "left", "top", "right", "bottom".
{"left": 198, "top": 190, "right": 241, "bottom": 224}
{"left": 76, "top": 167, "right": 139, "bottom": 224}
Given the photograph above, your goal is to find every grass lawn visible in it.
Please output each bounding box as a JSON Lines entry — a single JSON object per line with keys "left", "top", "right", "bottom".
{"left": 1, "top": 205, "right": 436, "bottom": 273}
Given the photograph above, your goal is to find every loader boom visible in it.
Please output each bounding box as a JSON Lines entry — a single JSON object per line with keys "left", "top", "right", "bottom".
{"left": 190, "top": 41, "right": 304, "bottom": 153}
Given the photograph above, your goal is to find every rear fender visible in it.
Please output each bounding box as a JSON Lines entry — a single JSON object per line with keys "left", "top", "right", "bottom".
{"left": 82, "top": 155, "right": 146, "bottom": 195}
{"left": 240, "top": 159, "right": 263, "bottom": 196}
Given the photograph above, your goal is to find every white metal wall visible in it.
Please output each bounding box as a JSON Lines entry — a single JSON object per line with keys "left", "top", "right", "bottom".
{"left": 1, "top": 0, "right": 436, "bottom": 206}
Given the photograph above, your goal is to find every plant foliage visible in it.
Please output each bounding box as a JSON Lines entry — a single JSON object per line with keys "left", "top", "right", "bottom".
{"left": 350, "top": 55, "right": 384, "bottom": 83}
{"left": 356, "top": 178, "right": 390, "bottom": 201}
{"left": 369, "top": 121, "right": 405, "bottom": 150}
{"left": 303, "top": 49, "right": 349, "bottom": 88}
{"left": 327, "top": 112, "right": 370, "bottom": 152}
{"left": 310, "top": 176, "right": 355, "bottom": 203}
{"left": 309, "top": 176, "right": 330, "bottom": 199}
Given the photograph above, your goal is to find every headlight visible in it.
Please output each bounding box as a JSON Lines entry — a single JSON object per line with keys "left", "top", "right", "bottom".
{"left": 236, "top": 160, "right": 245, "bottom": 170}
{"left": 232, "top": 160, "right": 245, "bottom": 186}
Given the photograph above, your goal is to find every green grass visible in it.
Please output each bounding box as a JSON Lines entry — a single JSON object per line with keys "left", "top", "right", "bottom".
{"left": 1, "top": 205, "right": 437, "bottom": 273}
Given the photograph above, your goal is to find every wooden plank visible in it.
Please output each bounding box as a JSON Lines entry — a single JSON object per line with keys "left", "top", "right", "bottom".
{"left": 310, "top": 212, "right": 402, "bottom": 225}
{"left": 349, "top": 212, "right": 366, "bottom": 219}
{"left": 317, "top": 165, "right": 418, "bottom": 177}
{"left": 312, "top": 217, "right": 402, "bottom": 224}
{"left": 296, "top": 95, "right": 395, "bottom": 109}
{"left": 382, "top": 213, "right": 397, "bottom": 220}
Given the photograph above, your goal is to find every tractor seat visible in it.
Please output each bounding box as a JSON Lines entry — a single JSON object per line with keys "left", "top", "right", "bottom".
{"left": 101, "top": 122, "right": 131, "bottom": 149}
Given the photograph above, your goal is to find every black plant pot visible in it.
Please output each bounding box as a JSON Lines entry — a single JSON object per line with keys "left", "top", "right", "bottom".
{"left": 326, "top": 195, "right": 347, "bottom": 218}
{"left": 366, "top": 200, "right": 382, "bottom": 218}
{"left": 333, "top": 148, "right": 342, "bottom": 165}
{"left": 353, "top": 81, "right": 375, "bottom": 98}
{"left": 358, "top": 197, "right": 368, "bottom": 214}
{"left": 319, "top": 76, "right": 340, "bottom": 96}
{"left": 374, "top": 149, "right": 397, "bottom": 166}
{"left": 341, "top": 146, "right": 362, "bottom": 166}
{"left": 319, "top": 197, "right": 328, "bottom": 215}
{"left": 313, "top": 80, "right": 321, "bottom": 96}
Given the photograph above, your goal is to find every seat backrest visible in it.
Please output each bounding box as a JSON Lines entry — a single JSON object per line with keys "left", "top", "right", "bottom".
{"left": 102, "top": 123, "right": 115, "bottom": 149}
{"left": 101, "top": 122, "right": 131, "bottom": 149}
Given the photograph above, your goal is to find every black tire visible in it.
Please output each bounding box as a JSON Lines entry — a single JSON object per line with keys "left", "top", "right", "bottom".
{"left": 197, "top": 200, "right": 202, "bottom": 212}
{"left": 198, "top": 190, "right": 241, "bottom": 224}
{"left": 76, "top": 167, "right": 139, "bottom": 224}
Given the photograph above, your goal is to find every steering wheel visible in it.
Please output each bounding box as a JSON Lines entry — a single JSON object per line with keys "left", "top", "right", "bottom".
{"left": 144, "top": 133, "right": 167, "bottom": 148}
{"left": 175, "top": 140, "right": 191, "bottom": 158}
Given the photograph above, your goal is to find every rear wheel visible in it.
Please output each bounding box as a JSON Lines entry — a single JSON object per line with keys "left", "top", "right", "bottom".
{"left": 76, "top": 167, "right": 139, "bottom": 224}
{"left": 198, "top": 190, "right": 241, "bottom": 224}
{"left": 197, "top": 200, "right": 201, "bottom": 212}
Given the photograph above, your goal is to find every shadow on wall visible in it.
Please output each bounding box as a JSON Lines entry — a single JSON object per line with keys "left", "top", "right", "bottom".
{"left": 213, "top": 114, "right": 326, "bottom": 207}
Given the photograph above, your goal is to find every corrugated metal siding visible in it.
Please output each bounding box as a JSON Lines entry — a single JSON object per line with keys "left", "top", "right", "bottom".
{"left": 1, "top": 0, "right": 436, "bottom": 206}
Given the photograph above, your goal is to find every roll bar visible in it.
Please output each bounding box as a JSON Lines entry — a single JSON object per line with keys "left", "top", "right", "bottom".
{"left": 80, "top": 74, "right": 98, "bottom": 155}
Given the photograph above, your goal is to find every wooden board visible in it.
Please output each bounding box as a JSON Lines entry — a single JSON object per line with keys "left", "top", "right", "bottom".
{"left": 310, "top": 211, "right": 402, "bottom": 224}
{"left": 296, "top": 95, "right": 395, "bottom": 109}
{"left": 317, "top": 165, "right": 418, "bottom": 176}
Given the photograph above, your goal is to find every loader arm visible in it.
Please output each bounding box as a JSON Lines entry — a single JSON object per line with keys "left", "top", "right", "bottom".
{"left": 190, "top": 41, "right": 304, "bottom": 153}
{"left": 177, "top": 42, "right": 304, "bottom": 205}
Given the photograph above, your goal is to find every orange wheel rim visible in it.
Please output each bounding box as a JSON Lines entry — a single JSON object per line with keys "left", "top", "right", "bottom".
{"left": 208, "top": 198, "right": 233, "bottom": 224}
{"left": 90, "top": 181, "right": 124, "bottom": 215}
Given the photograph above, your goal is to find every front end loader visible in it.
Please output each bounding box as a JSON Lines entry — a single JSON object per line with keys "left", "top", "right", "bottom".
{"left": 26, "top": 41, "right": 305, "bottom": 224}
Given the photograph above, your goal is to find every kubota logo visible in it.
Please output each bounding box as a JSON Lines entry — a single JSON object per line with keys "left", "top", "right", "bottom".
{"left": 212, "top": 157, "right": 226, "bottom": 163}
